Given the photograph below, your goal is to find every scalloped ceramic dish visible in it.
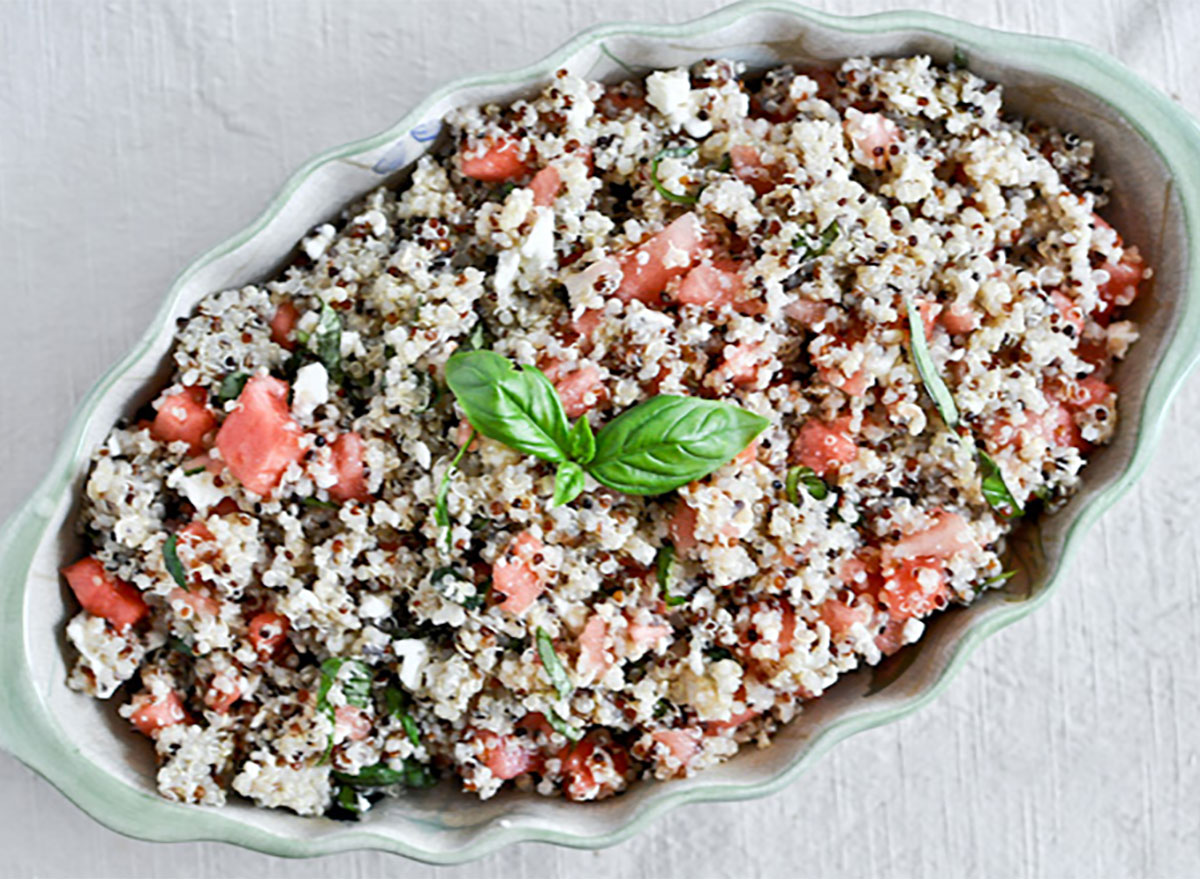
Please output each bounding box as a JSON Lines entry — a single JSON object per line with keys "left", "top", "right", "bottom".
{"left": 3, "top": 0, "right": 1200, "bottom": 863}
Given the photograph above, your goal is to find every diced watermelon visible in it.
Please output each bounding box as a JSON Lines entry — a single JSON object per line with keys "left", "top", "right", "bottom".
{"left": 791, "top": 416, "right": 857, "bottom": 478}
{"left": 917, "top": 300, "right": 942, "bottom": 339}
{"left": 1051, "top": 290, "right": 1084, "bottom": 335}
{"left": 729, "top": 145, "right": 776, "bottom": 196}
{"left": 880, "top": 557, "right": 949, "bottom": 622}
{"left": 884, "top": 511, "right": 977, "bottom": 564}
{"left": 476, "top": 730, "right": 538, "bottom": 780}
{"left": 710, "top": 341, "right": 765, "bottom": 387}
{"left": 844, "top": 109, "right": 901, "bottom": 170}
{"left": 215, "top": 375, "right": 306, "bottom": 496}
{"left": 269, "top": 300, "right": 300, "bottom": 349}
{"left": 674, "top": 259, "right": 765, "bottom": 315}
{"left": 460, "top": 137, "right": 532, "bottom": 181}
{"left": 61, "top": 557, "right": 148, "bottom": 632}
{"left": 559, "top": 737, "right": 598, "bottom": 800}
{"left": 576, "top": 615, "right": 612, "bottom": 682}
{"left": 704, "top": 707, "right": 759, "bottom": 733}
{"left": 150, "top": 386, "right": 216, "bottom": 454}
{"left": 784, "top": 298, "right": 828, "bottom": 328}
{"left": 248, "top": 611, "right": 290, "bottom": 658}
{"left": 739, "top": 599, "right": 797, "bottom": 658}
{"left": 529, "top": 165, "right": 562, "bottom": 207}
{"left": 570, "top": 308, "right": 604, "bottom": 345}
{"left": 169, "top": 587, "right": 221, "bottom": 618}
{"left": 328, "top": 432, "right": 370, "bottom": 503}
{"left": 628, "top": 621, "right": 670, "bottom": 646}
{"left": 733, "top": 439, "right": 759, "bottom": 467}
{"left": 667, "top": 501, "right": 699, "bottom": 554}
{"left": 543, "top": 361, "right": 604, "bottom": 418}
{"left": 817, "top": 361, "right": 870, "bottom": 397}
{"left": 941, "top": 300, "right": 980, "bottom": 334}
{"left": 204, "top": 673, "right": 241, "bottom": 714}
{"left": 615, "top": 213, "right": 705, "bottom": 305}
{"left": 129, "top": 690, "right": 188, "bottom": 737}
{"left": 818, "top": 598, "right": 873, "bottom": 640}
{"left": 334, "top": 705, "right": 371, "bottom": 742}
{"left": 493, "top": 531, "right": 547, "bottom": 615}
{"left": 652, "top": 728, "right": 701, "bottom": 766}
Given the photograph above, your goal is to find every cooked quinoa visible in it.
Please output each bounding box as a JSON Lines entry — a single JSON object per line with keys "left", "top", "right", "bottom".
{"left": 61, "top": 56, "right": 1145, "bottom": 816}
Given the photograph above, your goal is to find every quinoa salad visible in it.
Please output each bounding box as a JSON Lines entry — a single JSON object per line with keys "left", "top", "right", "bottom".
{"left": 60, "top": 55, "right": 1146, "bottom": 817}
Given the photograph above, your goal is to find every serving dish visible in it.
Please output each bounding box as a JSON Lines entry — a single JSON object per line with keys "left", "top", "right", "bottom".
{"left": 2, "top": 0, "right": 1199, "bottom": 862}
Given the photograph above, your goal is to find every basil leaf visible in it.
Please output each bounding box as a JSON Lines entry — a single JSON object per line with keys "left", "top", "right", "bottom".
{"left": 587, "top": 396, "right": 769, "bottom": 495}
{"left": 905, "top": 297, "right": 959, "bottom": 429}
{"left": 650, "top": 146, "right": 699, "bottom": 205}
{"left": 465, "top": 316, "right": 491, "bottom": 352}
{"left": 316, "top": 657, "right": 371, "bottom": 762}
{"left": 217, "top": 372, "right": 249, "bottom": 403}
{"left": 655, "top": 543, "right": 686, "bottom": 607}
{"left": 536, "top": 627, "right": 573, "bottom": 701}
{"left": 546, "top": 710, "right": 583, "bottom": 743}
{"left": 566, "top": 416, "right": 595, "bottom": 464}
{"left": 315, "top": 302, "right": 343, "bottom": 384}
{"left": 785, "top": 465, "right": 828, "bottom": 502}
{"left": 435, "top": 429, "right": 477, "bottom": 549}
{"left": 552, "top": 460, "right": 586, "bottom": 507}
{"left": 182, "top": 465, "right": 206, "bottom": 477}
{"left": 978, "top": 449, "right": 1024, "bottom": 517}
{"left": 163, "top": 533, "right": 189, "bottom": 592}
{"left": 794, "top": 220, "right": 840, "bottom": 261}
{"left": 383, "top": 685, "right": 423, "bottom": 748}
{"left": 445, "top": 351, "right": 571, "bottom": 464}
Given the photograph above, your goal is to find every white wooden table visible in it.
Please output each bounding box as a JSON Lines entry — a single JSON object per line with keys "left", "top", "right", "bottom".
{"left": 3, "top": 1, "right": 1198, "bottom": 876}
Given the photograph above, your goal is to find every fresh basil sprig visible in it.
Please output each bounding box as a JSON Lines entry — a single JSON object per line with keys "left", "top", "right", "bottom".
{"left": 163, "top": 533, "right": 189, "bottom": 592}
{"left": 443, "top": 350, "right": 768, "bottom": 514}
{"left": 905, "top": 297, "right": 959, "bottom": 428}
{"left": 588, "top": 395, "right": 768, "bottom": 495}
{"left": 650, "top": 146, "right": 700, "bottom": 205}
{"left": 535, "top": 627, "right": 573, "bottom": 701}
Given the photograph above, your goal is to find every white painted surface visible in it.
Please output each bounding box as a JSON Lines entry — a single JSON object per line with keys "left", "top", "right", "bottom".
{"left": 2, "top": 0, "right": 1198, "bottom": 876}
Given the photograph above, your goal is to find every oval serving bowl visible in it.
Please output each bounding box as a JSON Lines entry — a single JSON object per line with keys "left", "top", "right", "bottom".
{"left": 3, "top": 0, "right": 1200, "bottom": 863}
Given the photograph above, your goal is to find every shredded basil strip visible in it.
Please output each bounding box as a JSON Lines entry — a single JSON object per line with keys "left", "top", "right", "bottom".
{"left": 905, "top": 297, "right": 960, "bottom": 429}
{"left": 217, "top": 371, "right": 250, "bottom": 403}
{"left": 163, "top": 533, "right": 189, "bottom": 592}
{"left": 655, "top": 543, "right": 686, "bottom": 607}
{"left": 317, "top": 657, "right": 372, "bottom": 761}
{"left": 977, "top": 449, "right": 1024, "bottom": 517}
{"left": 952, "top": 47, "right": 969, "bottom": 70}
{"left": 704, "top": 646, "right": 733, "bottom": 662}
{"left": 315, "top": 302, "right": 343, "bottom": 384}
{"left": 983, "top": 570, "right": 1016, "bottom": 587}
{"left": 536, "top": 627, "right": 573, "bottom": 701}
{"left": 546, "top": 710, "right": 583, "bottom": 743}
{"left": 333, "top": 760, "right": 435, "bottom": 789}
{"left": 182, "top": 465, "right": 206, "bottom": 477}
{"left": 384, "top": 686, "right": 422, "bottom": 748}
{"left": 785, "top": 465, "right": 829, "bottom": 502}
{"left": 650, "top": 146, "right": 700, "bottom": 205}
{"left": 435, "top": 429, "right": 477, "bottom": 549}
{"left": 302, "top": 497, "right": 339, "bottom": 510}
{"left": 794, "top": 220, "right": 840, "bottom": 260}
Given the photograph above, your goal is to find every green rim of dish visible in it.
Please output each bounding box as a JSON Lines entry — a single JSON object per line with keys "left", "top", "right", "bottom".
{"left": 3, "top": 0, "right": 1200, "bottom": 863}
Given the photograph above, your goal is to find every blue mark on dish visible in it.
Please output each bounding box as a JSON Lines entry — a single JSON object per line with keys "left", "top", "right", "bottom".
{"left": 372, "top": 119, "right": 443, "bottom": 174}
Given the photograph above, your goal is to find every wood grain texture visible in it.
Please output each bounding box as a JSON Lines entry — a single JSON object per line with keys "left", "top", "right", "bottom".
{"left": 2, "top": 1, "right": 1198, "bottom": 876}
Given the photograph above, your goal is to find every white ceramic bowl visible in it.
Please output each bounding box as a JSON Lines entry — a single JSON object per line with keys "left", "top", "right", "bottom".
{"left": 3, "top": 0, "right": 1200, "bottom": 863}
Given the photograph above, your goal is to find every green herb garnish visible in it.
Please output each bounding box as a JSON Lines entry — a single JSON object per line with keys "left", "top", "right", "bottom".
{"left": 383, "top": 685, "right": 422, "bottom": 748}
{"left": 217, "top": 371, "right": 250, "bottom": 403}
{"left": 650, "top": 146, "right": 700, "bottom": 205}
{"left": 302, "top": 497, "right": 340, "bottom": 510}
{"left": 655, "top": 543, "right": 686, "bottom": 607}
{"left": 952, "top": 47, "right": 969, "bottom": 70}
{"left": 314, "top": 302, "right": 343, "bottom": 384}
{"left": 982, "top": 570, "right": 1016, "bottom": 587}
{"left": 977, "top": 449, "right": 1024, "bottom": 518}
{"left": 905, "top": 297, "right": 960, "bottom": 429}
{"left": 545, "top": 709, "right": 583, "bottom": 743}
{"left": 182, "top": 465, "right": 206, "bottom": 477}
{"left": 163, "top": 533, "right": 188, "bottom": 592}
{"left": 444, "top": 350, "right": 768, "bottom": 511}
{"left": 333, "top": 760, "right": 436, "bottom": 789}
{"left": 316, "top": 657, "right": 372, "bottom": 761}
{"left": 552, "top": 461, "right": 586, "bottom": 507}
{"left": 794, "top": 220, "right": 840, "bottom": 261}
{"left": 535, "top": 627, "right": 573, "bottom": 701}
{"left": 704, "top": 646, "right": 734, "bottom": 662}
{"left": 785, "top": 465, "right": 829, "bottom": 502}
{"left": 434, "top": 428, "right": 477, "bottom": 550}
